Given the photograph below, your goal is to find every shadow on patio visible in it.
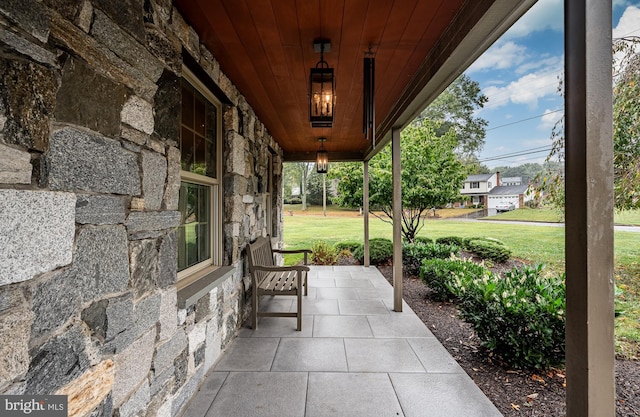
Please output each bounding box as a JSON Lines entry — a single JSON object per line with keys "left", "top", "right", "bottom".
{"left": 180, "top": 266, "right": 501, "bottom": 417}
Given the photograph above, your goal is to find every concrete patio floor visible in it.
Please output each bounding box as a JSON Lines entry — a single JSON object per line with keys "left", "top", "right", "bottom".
{"left": 180, "top": 266, "right": 502, "bottom": 417}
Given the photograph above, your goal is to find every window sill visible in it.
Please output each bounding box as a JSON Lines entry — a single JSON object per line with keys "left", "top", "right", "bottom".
{"left": 177, "top": 265, "right": 236, "bottom": 309}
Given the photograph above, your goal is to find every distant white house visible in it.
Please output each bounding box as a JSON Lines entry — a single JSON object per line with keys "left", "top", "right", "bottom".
{"left": 500, "top": 176, "right": 522, "bottom": 186}
{"left": 459, "top": 172, "right": 533, "bottom": 209}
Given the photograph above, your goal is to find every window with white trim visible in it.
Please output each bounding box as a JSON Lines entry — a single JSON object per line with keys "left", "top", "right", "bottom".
{"left": 177, "top": 67, "right": 223, "bottom": 285}
{"left": 470, "top": 182, "right": 480, "bottom": 189}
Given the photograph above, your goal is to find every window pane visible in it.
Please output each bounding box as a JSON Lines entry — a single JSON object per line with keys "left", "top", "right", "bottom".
{"left": 181, "top": 84, "right": 194, "bottom": 129}
{"left": 180, "top": 80, "right": 218, "bottom": 179}
{"left": 194, "top": 95, "right": 206, "bottom": 136}
{"left": 177, "top": 181, "right": 211, "bottom": 272}
{"left": 180, "top": 127, "right": 194, "bottom": 171}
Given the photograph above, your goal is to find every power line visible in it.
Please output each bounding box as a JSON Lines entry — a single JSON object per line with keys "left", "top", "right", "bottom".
{"left": 478, "top": 146, "right": 553, "bottom": 163}
{"left": 486, "top": 109, "right": 563, "bottom": 131}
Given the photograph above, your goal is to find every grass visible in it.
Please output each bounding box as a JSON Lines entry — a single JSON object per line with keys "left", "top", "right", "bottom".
{"left": 486, "top": 207, "right": 564, "bottom": 222}
{"left": 282, "top": 208, "right": 640, "bottom": 358}
{"left": 488, "top": 207, "right": 640, "bottom": 226}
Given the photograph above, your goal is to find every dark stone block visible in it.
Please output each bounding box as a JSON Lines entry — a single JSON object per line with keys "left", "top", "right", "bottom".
{"left": 91, "top": 9, "right": 163, "bottom": 82}
{"left": 153, "top": 70, "right": 180, "bottom": 142}
{"left": 157, "top": 231, "right": 177, "bottom": 288}
{"left": 194, "top": 344, "right": 205, "bottom": 368}
{"left": 194, "top": 293, "right": 210, "bottom": 323}
{"left": 48, "top": 127, "right": 141, "bottom": 195}
{"left": 87, "top": 394, "right": 112, "bottom": 417}
{"left": 24, "top": 325, "right": 91, "bottom": 394}
{"left": 129, "top": 239, "right": 159, "bottom": 298}
{"left": 42, "top": 0, "right": 83, "bottom": 23}
{"left": 75, "top": 194, "right": 127, "bottom": 225}
{"left": 104, "top": 295, "right": 134, "bottom": 340}
{"left": 0, "top": 58, "right": 57, "bottom": 151}
{"left": 56, "top": 58, "right": 128, "bottom": 138}
{"left": 92, "top": 0, "right": 146, "bottom": 44}
{"left": 146, "top": 28, "right": 181, "bottom": 74}
{"left": 0, "top": 0, "right": 50, "bottom": 43}
{"left": 75, "top": 225, "right": 131, "bottom": 302}
{"left": 81, "top": 299, "right": 109, "bottom": 341}
{"left": 172, "top": 348, "right": 188, "bottom": 394}
{"left": 31, "top": 268, "right": 81, "bottom": 339}
{"left": 98, "top": 293, "right": 160, "bottom": 355}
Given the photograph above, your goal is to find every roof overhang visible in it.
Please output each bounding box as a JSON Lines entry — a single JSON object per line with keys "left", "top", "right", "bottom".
{"left": 173, "top": 0, "right": 538, "bottom": 162}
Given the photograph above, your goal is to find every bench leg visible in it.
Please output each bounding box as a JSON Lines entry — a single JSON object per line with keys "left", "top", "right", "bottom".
{"left": 253, "top": 291, "right": 258, "bottom": 330}
{"left": 297, "top": 291, "right": 302, "bottom": 331}
{"left": 304, "top": 274, "right": 308, "bottom": 296}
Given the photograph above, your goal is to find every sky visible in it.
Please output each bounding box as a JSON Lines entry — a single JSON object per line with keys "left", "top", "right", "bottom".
{"left": 466, "top": 0, "right": 640, "bottom": 169}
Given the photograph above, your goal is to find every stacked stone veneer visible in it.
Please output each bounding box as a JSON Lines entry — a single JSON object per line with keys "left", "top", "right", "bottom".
{"left": 0, "top": 1, "right": 283, "bottom": 416}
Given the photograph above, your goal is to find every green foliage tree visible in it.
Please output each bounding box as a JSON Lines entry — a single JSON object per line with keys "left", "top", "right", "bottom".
{"left": 537, "top": 36, "right": 640, "bottom": 213}
{"left": 613, "top": 36, "right": 640, "bottom": 210}
{"left": 283, "top": 162, "right": 316, "bottom": 210}
{"left": 370, "top": 122, "right": 465, "bottom": 242}
{"left": 327, "top": 162, "right": 363, "bottom": 209}
{"left": 416, "top": 74, "right": 489, "bottom": 159}
{"left": 331, "top": 122, "right": 465, "bottom": 242}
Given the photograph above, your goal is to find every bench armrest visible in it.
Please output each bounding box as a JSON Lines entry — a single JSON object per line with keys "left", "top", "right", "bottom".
{"left": 251, "top": 265, "right": 310, "bottom": 273}
{"left": 272, "top": 248, "right": 312, "bottom": 265}
{"left": 272, "top": 249, "right": 312, "bottom": 255}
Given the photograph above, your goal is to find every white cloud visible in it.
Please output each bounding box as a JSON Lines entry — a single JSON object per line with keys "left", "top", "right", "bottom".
{"left": 467, "top": 41, "right": 527, "bottom": 73}
{"left": 522, "top": 137, "right": 554, "bottom": 147}
{"left": 503, "top": 0, "right": 563, "bottom": 39}
{"left": 613, "top": 5, "right": 640, "bottom": 38}
{"left": 483, "top": 68, "right": 561, "bottom": 110}
{"left": 538, "top": 109, "right": 563, "bottom": 130}
{"left": 515, "top": 55, "right": 562, "bottom": 75}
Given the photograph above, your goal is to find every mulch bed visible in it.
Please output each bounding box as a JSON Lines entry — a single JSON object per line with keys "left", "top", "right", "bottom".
{"left": 374, "top": 264, "right": 640, "bottom": 416}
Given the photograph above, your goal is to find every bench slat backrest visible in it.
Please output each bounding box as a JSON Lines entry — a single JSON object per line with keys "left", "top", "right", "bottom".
{"left": 247, "top": 236, "right": 275, "bottom": 282}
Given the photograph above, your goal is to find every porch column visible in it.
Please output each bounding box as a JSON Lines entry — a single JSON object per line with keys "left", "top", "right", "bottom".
{"left": 564, "top": 0, "right": 615, "bottom": 416}
{"left": 363, "top": 160, "right": 370, "bottom": 267}
{"left": 392, "top": 127, "right": 402, "bottom": 312}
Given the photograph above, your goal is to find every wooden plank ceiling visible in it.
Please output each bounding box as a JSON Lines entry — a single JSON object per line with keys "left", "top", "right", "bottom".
{"left": 173, "top": 0, "right": 533, "bottom": 161}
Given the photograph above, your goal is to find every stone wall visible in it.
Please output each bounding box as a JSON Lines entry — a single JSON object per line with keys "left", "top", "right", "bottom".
{"left": 0, "top": 1, "right": 283, "bottom": 416}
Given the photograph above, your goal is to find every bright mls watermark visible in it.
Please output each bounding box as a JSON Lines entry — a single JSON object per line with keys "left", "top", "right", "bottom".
{"left": 0, "top": 396, "right": 67, "bottom": 417}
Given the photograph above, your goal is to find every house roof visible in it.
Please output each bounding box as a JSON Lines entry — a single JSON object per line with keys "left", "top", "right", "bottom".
{"left": 501, "top": 176, "right": 522, "bottom": 183}
{"left": 465, "top": 174, "right": 494, "bottom": 182}
{"left": 173, "top": 0, "right": 537, "bottom": 162}
{"left": 489, "top": 185, "right": 529, "bottom": 195}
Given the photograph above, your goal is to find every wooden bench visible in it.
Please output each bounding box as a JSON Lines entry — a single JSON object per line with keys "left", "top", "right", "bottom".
{"left": 246, "top": 235, "right": 311, "bottom": 331}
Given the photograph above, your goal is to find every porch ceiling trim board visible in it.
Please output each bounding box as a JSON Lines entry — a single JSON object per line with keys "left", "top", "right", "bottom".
{"left": 173, "top": 0, "right": 537, "bottom": 162}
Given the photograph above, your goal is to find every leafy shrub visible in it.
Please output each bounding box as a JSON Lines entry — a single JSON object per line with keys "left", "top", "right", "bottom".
{"left": 457, "top": 264, "right": 566, "bottom": 370}
{"left": 465, "top": 239, "right": 511, "bottom": 263}
{"left": 353, "top": 238, "right": 393, "bottom": 265}
{"left": 334, "top": 241, "right": 362, "bottom": 253}
{"left": 311, "top": 240, "right": 338, "bottom": 265}
{"left": 403, "top": 242, "right": 460, "bottom": 276}
{"left": 420, "top": 257, "right": 488, "bottom": 300}
{"left": 284, "top": 196, "right": 302, "bottom": 204}
{"left": 435, "top": 236, "right": 465, "bottom": 247}
{"left": 414, "top": 236, "right": 433, "bottom": 245}
{"left": 462, "top": 236, "right": 505, "bottom": 249}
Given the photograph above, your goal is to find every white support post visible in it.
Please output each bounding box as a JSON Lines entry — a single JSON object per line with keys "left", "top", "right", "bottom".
{"left": 392, "top": 127, "right": 402, "bottom": 312}
{"left": 564, "top": 0, "right": 615, "bottom": 415}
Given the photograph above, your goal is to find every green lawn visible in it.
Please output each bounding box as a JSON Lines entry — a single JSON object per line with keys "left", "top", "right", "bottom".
{"left": 488, "top": 207, "right": 640, "bottom": 226}
{"left": 283, "top": 214, "right": 640, "bottom": 358}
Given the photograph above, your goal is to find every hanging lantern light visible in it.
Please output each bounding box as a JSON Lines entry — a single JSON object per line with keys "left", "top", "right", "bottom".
{"left": 309, "top": 40, "right": 335, "bottom": 128}
{"left": 316, "top": 138, "right": 328, "bottom": 174}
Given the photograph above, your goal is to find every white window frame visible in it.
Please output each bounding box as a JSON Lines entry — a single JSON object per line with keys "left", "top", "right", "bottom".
{"left": 177, "top": 66, "right": 224, "bottom": 288}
